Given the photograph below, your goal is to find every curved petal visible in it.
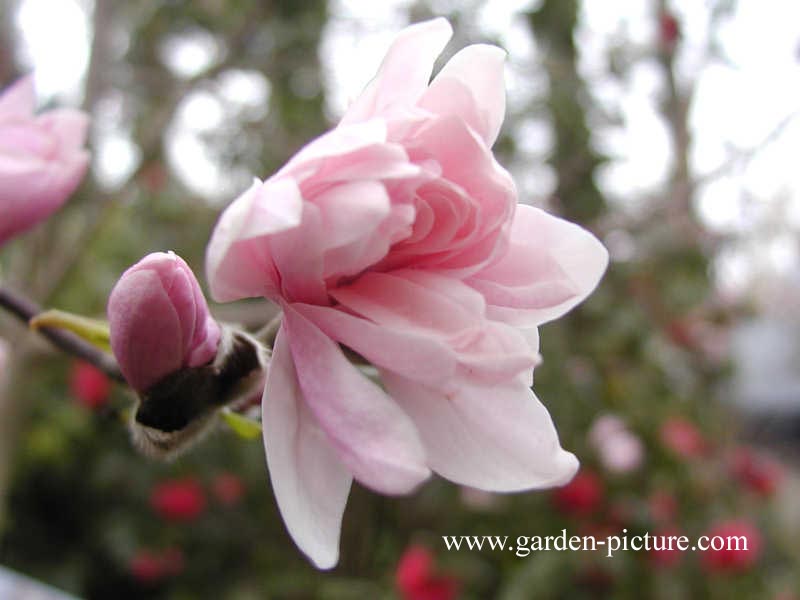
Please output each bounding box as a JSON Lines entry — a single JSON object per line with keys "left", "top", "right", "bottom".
{"left": 467, "top": 204, "right": 609, "bottom": 327}
{"left": 340, "top": 18, "right": 452, "bottom": 125}
{"left": 381, "top": 372, "right": 579, "bottom": 492}
{"left": 263, "top": 326, "right": 352, "bottom": 569}
{"left": 0, "top": 75, "right": 35, "bottom": 118}
{"left": 205, "top": 177, "right": 302, "bottom": 302}
{"left": 282, "top": 304, "right": 430, "bottom": 494}
{"left": 108, "top": 270, "right": 184, "bottom": 391}
{"left": 291, "top": 302, "right": 458, "bottom": 389}
{"left": 0, "top": 151, "right": 89, "bottom": 245}
{"left": 419, "top": 44, "right": 507, "bottom": 146}
{"left": 36, "top": 108, "right": 90, "bottom": 151}
{"left": 331, "top": 270, "right": 536, "bottom": 383}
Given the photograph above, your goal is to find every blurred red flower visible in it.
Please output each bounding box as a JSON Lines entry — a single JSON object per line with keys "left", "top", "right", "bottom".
{"left": 552, "top": 470, "right": 603, "bottom": 517}
{"left": 658, "top": 11, "right": 680, "bottom": 50}
{"left": 648, "top": 526, "right": 683, "bottom": 568}
{"left": 700, "top": 519, "right": 762, "bottom": 573}
{"left": 69, "top": 361, "right": 110, "bottom": 410}
{"left": 659, "top": 417, "right": 707, "bottom": 459}
{"left": 396, "top": 545, "right": 459, "bottom": 600}
{"left": 212, "top": 472, "right": 245, "bottom": 506}
{"left": 129, "top": 548, "right": 184, "bottom": 583}
{"left": 150, "top": 478, "right": 206, "bottom": 522}
{"left": 648, "top": 490, "right": 678, "bottom": 524}
{"left": 729, "top": 447, "right": 783, "bottom": 497}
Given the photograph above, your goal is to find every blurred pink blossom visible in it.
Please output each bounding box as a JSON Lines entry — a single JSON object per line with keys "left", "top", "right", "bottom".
{"left": 588, "top": 415, "right": 644, "bottom": 474}
{"left": 108, "top": 252, "right": 221, "bottom": 392}
{"left": 700, "top": 519, "right": 762, "bottom": 573}
{"left": 205, "top": 18, "right": 608, "bottom": 568}
{"left": 659, "top": 416, "right": 708, "bottom": 459}
{"left": 0, "top": 75, "right": 89, "bottom": 246}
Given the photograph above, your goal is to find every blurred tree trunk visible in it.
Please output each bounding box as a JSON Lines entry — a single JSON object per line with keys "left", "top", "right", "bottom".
{"left": 527, "top": 0, "right": 607, "bottom": 225}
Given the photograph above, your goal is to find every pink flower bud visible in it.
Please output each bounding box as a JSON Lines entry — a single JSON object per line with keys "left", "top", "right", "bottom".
{"left": 108, "top": 252, "right": 221, "bottom": 392}
{"left": 0, "top": 75, "right": 90, "bottom": 246}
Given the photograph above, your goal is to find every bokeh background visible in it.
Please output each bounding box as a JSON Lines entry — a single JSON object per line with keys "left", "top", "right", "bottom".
{"left": 1, "top": 0, "right": 800, "bottom": 598}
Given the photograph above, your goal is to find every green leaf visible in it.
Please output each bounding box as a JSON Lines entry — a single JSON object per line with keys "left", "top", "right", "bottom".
{"left": 221, "top": 409, "right": 262, "bottom": 439}
{"left": 30, "top": 309, "right": 111, "bottom": 352}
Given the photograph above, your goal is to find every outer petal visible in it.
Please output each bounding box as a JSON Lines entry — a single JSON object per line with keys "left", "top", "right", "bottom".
{"left": 205, "top": 177, "right": 302, "bottom": 302}
{"left": 331, "top": 270, "right": 536, "bottom": 383}
{"left": 340, "top": 18, "right": 452, "bottom": 125}
{"left": 282, "top": 304, "right": 430, "bottom": 494}
{"left": 36, "top": 108, "right": 90, "bottom": 152}
{"left": 467, "top": 204, "right": 608, "bottom": 327}
{"left": 291, "top": 302, "right": 458, "bottom": 389}
{"left": 419, "top": 44, "right": 507, "bottom": 146}
{"left": 0, "top": 151, "right": 89, "bottom": 246}
{"left": 0, "top": 75, "right": 35, "bottom": 118}
{"left": 381, "top": 372, "right": 579, "bottom": 492}
{"left": 263, "top": 326, "right": 352, "bottom": 569}
{"left": 108, "top": 269, "right": 184, "bottom": 391}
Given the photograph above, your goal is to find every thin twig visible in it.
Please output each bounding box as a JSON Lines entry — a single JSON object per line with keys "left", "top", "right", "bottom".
{"left": 0, "top": 285, "right": 124, "bottom": 382}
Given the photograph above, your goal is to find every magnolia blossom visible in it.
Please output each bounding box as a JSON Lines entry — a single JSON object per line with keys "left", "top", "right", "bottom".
{"left": 206, "top": 18, "right": 608, "bottom": 568}
{"left": 108, "top": 252, "right": 221, "bottom": 392}
{"left": 0, "top": 75, "right": 89, "bottom": 246}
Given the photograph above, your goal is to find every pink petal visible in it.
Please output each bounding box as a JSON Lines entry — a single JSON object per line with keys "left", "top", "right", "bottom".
{"left": 108, "top": 270, "right": 185, "bottom": 391}
{"left": 331, "top": 270, "right": 536, "bottom": 384}
{"left": 205, "top": 177, "right": 302, "bottom": 302}
{"left": 314, "top": 180, "right": 390, "bottom": 250}
{"left": 282, "top": 304, "right": 430, "bottom": 494}
{"left": 263, "top": 326, "right": 352, "bottom": 569}
{"left": 36, "top": 108, "right": 90, "bottom": 152}
{"left": 291, "top": 302, "right": 458, "bottom": 389}
{"left": 269, "top": 202, "right": 329, "bottom": 305}
{"left": 467, "top": 204, "right": 608, "bottom": 326}
{"left": 330, "top": 270, "right": 480, "bottom": 335}
{"left": 0, "top": 75, "right": 35, "bottom": 118}
{"left": 0, "top": 151, "right": 89, "bottom": 246}
{"left": 340, "top": 18, "right": 453, "bottom": 125}
{"left": 381, "top": 372, "right": 579, "bottom": 491}
{"left": 419, "top": 44, "right": 507, "bottom": 146}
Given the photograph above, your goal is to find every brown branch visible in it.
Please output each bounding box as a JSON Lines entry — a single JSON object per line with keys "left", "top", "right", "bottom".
{"left": 0, "top": 285, "right": 124, "bottom": 383}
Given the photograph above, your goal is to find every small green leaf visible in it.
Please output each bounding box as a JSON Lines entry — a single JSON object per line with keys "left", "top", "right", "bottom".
{"left": 30, "top": 309, "right": 111, "bottom": 352}
{"left": 221, "top": 409, "right": 262, "bottom": 439}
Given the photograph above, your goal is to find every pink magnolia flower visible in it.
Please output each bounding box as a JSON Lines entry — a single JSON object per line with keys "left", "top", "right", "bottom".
{"left": 0, "top": 75, "right": 89, "bottom": 246}
{"left": 108, "top": 252, "right": 221, "bottom": 392}
{"left": 206, "top": 18, "right": 608, "bottom": 568}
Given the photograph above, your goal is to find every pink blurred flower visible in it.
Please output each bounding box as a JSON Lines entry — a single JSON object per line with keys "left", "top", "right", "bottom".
{"left": 659, "top": 417, "right": 707, "bottom": 459}
{"left": 395, "top": 545, "right": 459, "bottom": 600}
{"left": 108, "top": 252, "right": 221, "bottom": 392}
{"left": 69, "top": 360, "right": 111, "bottom": 410}
{"left": 0, "top": 75, "right": 89, "bottom": 246}
{"left": 588, "top": 415, "right": 644, "bottom": 474}
{"left": 729, "top": 447, "right": 784, "bottom": 498}
{"left": 150, "top": 478, "right": 206, "bottom": 522}
{"left": 205, "top": 17, "right": 607, "bottom": 568}
{"left": 552, "top": 470, "right": 604, "bottom": 517}
{"left": 700, "top": 519, "right": 762, "bottom": 573}
{"left": 212, "top": 472, "right": 245, "bottom": 506}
